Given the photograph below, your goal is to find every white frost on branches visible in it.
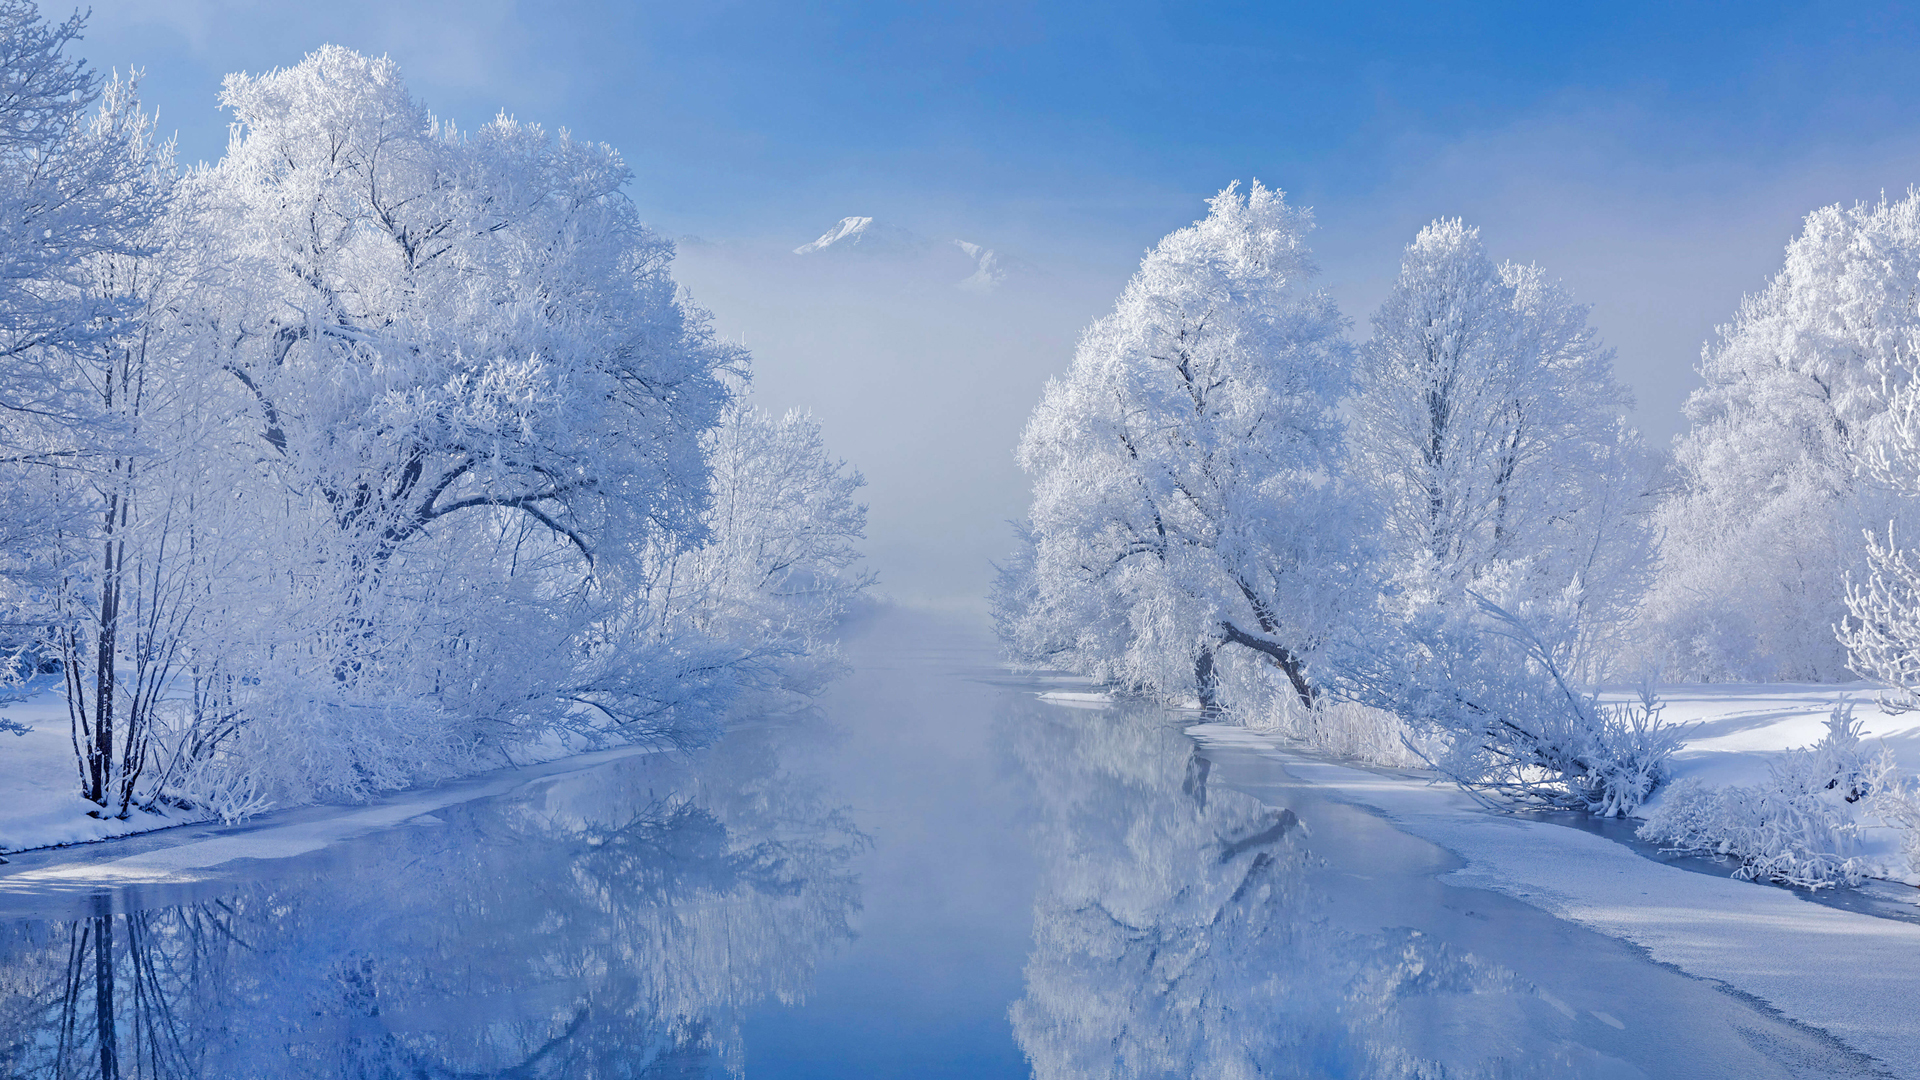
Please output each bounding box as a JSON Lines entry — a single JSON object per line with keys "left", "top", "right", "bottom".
{"left": 1647, "top": 193, "right": 1920, "bottom": 681}
{"left": 0, "top": 27, "right": 868, "bottom": 820}
{"left": 1333, "top": 219, "right": 1665, "bottom": 815}
{"left": 999, "top": 182, "right": 1353, "bottom": 711}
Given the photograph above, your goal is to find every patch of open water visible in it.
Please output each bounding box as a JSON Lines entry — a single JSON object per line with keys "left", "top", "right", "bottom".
{"left": 0, "top": 609, "right": 1893, "bottom": 1077}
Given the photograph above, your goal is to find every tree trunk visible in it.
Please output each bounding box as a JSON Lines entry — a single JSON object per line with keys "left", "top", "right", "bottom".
{"left": 1219, "top": 621, "right": 1315, "bottom": 710}
{"left": 88, "top": 490, "right": 121, "bottom": 809}
{"left": 1194, "top": 645, "right": 1219, "bottom": 712}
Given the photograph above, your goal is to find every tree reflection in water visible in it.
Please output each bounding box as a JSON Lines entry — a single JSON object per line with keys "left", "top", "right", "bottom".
{"left": 1004, "top": 700, "right": 1642, "bottom": 1080}
{"left": 0, "top": 721, "right": 865, "bottom": 1078}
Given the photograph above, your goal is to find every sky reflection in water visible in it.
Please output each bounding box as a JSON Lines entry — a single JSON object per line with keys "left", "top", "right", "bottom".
{"left": 0, "top": 611, "right": 1884, "bottom": 1078}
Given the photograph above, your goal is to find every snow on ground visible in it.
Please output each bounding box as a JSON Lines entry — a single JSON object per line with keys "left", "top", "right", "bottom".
{"left": 0, "top": 740, "right": 665, "bottom": 891}
{"left": 0, "top": 683, "right": 183, "bottom": 853}
{"left": 1188, "top": 721, "right": 1920, "bottom": 1079}
{"left": 1034, "top": 690, "right": 1112, "bottom": 710}
{"left": 1646, "top": 681, "right": 1920, "bottom": 783}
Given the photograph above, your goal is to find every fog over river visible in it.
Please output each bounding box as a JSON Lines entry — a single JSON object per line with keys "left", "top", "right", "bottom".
{"left": 0, "top": 610, "right": 1882, "bottom": 1078}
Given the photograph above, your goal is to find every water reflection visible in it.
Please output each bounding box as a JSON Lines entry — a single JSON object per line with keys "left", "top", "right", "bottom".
{"left": 1004, "top": 701, "right": 1649, "bottom": 1080}
{"left": 0, "top": 721, "right": 865, "bottom": 1078}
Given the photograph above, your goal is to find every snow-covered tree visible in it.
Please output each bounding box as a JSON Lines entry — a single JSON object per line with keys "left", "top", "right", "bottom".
{"left": 655, "top": 401, "right": 871, "bottom": 702}
{"left": 0, "top": 41, "right": 867, "bottom": 819}
{"left": 0, "top": 4, "right": 172, "bottom": 747}
{"left": 1647, "top": 193, "right": 1920, "bottom": 681}
{"left": 1347, "top": 218, "right": 1648, "bottom": 657}
{"left": 1003, "top": 182, "right": 1352, "bottom": 708}
{"left": 1335, "top": 219, "right": 1664, "bottom": 815}
{"left": 1839, "top": 347, "right": 1920, "bottom": 709}
{"left": 135, "top": 47, "right": 744, "bottom": 800}
{"left": 0, "top": 2, "right": 165, "bottom": 417}
{"left": 192, "top": 46, "right": 734, "bottom": 580}
{"left": 45, "top": 79, "right": 183, "bottom": 816}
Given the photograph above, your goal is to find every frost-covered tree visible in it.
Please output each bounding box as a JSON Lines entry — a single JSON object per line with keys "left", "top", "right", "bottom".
{"left": 105, "top": 46, "right": 751, "bottom": 804}
{"left": 1840, "top": 354, "right": 1920, "bottom": 707}
{"left": 0, "top": 0, "right": 177, "bottom": 788}
{"left": 1335, "top": 220, "right": 1665, "bottom": 815}
{"left": 45, "top": 80, "right": 181, "bottom": 816}
{"left": 0, "top": 42, "right": 865, "bottom": 819}
{"left": 0, "top": 1, "right": 164, "bottom": 416}
{"left": 193, "top": 46, "right": 734, "bottom": 578}
{"left": 1647, "top": 193, "right": 1920, "bottom": 681}
{"left": 1002, "top": 182, "right": 1352, "bottom": 708}
{"left": 654, "top": 401, "right": 871, "bottom": 703}
{"left": 0, "top": 3, "right": 172, "bottom": 748}
{"left": 1347, "top": 218, "right": 1648, "bottom": 656}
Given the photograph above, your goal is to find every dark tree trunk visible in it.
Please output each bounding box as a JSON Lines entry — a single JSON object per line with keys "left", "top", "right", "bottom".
{"left": 1194, "top": 645, "right": 1220, "bottom": 712}
{"left": 88, "top": 490, "right": 122, "bottom": 809}
{"left": 1219, "top": 622, "right": 1315, "bottom": 710}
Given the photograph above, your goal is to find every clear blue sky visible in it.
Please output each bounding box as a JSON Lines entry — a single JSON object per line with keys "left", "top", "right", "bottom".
{"left": 81, "top": 1, "right": 1920, "bottom": 243}
{"left": 74, "top": 0, "right": 1920, "bottom": 602}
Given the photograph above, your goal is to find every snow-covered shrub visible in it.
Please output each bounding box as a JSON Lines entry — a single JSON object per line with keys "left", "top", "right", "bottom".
{"left": 1242, "top": 695, "right": 1423, "bottom": 769}
{"left": 152, "top": 732, "right": 274, "bottom": 825}
{"left": 1342, "top": 588, "right": 1680, "bottom": 816}
{"left": 1637, "top": 706, "right": 1897, "bottom": 889}
{"left": 1867, "top": 776, "right": 1920, "bottom": 881}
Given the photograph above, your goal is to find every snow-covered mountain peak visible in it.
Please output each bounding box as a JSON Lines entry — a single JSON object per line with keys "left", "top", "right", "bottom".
{"left": 953, "top": 238, "right": 1039, "bottom": 293}
{"left": 788, "top": 217, "right": 1039, "bottom": 292}
{"left": 793, "top": 216, "right": 929, "bottom": 256}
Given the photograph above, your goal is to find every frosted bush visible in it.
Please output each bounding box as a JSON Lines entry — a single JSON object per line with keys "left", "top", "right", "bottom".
{"left": 156, "top": 742, "right": 274, "bottom": 825}
{"left": 1241, "top": 691, "right": 1424, "bottom": 769}
{"left": 1341, "top": 590, "right": 1682, "bottom": 817}
{"left": 1637, "top": 706, "right": 1896, "bottom": 889}
{"left": 1868, "top": 778, "right": 1920, "bottom": 881}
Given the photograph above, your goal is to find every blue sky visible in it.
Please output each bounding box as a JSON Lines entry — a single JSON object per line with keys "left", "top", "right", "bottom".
{"left": 74, "top": 0, "right": 1920, "bottom": 602}
{"left": 83, "top": 1, "right": 1920, "bottom": 239}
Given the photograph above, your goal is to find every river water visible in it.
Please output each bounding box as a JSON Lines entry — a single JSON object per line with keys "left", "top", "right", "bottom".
{"left": 0, "top": 608, "right": 1891, "bottom": 1077}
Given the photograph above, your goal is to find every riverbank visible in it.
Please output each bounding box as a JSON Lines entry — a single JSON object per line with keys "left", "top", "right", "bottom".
{"left": 1048, "top": 680, "right": 1920, "bottom": 884}
{"left": 0, "top": 684, "right": 642, "bottom": 858}
{"left": 1189, "top": 719, "right": 1920, "bottom": 1077}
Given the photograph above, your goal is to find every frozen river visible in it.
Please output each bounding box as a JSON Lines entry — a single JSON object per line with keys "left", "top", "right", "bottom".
{"left": 0, "top": 608, "right": 1894, "bottom": 1077}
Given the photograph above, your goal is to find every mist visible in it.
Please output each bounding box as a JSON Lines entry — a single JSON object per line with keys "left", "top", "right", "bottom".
{"left": 672, "top": 239, "right": 1121, "bottom": 610}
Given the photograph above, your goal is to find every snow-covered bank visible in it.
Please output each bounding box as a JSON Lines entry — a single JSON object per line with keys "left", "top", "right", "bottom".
{"left": 0, "top": 682, "right": 656, "bottom": 858}
{"left": 1648, "top": 682, "right": 1920, "bottom": 784}
{"left": 0, "top": 732, "right": 666, "bottom": 886}
{"left": 0, "top": 688, "right": 162, "bottom": 853}
{"left": 1189, "top": 718, "right": 1920, "bottom": 1078}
